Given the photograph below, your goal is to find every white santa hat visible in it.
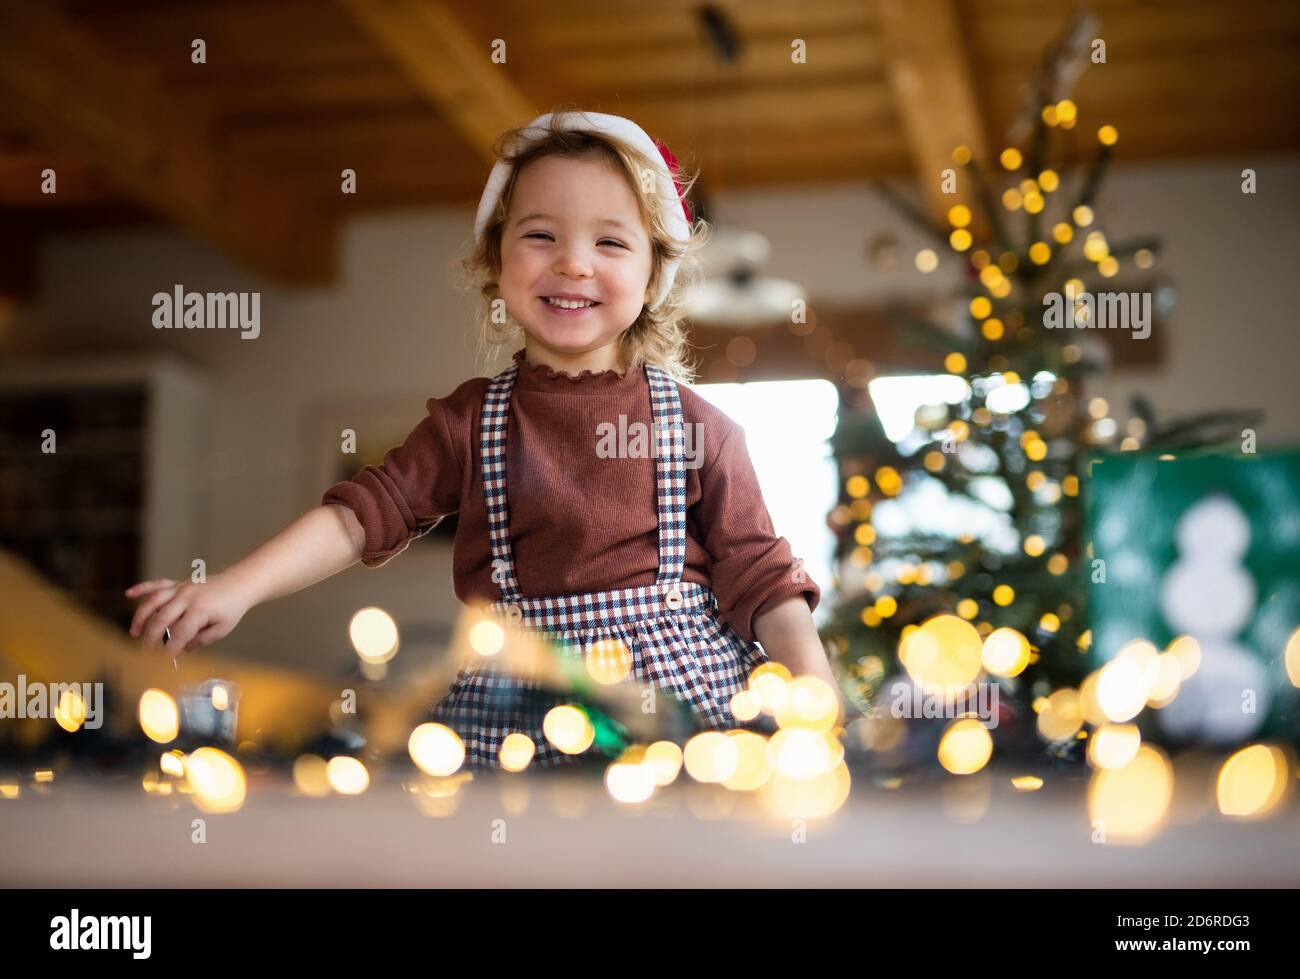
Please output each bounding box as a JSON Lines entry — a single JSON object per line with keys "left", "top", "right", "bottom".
{"left": 473, "top": 110, "right": 693, "bottom": 310}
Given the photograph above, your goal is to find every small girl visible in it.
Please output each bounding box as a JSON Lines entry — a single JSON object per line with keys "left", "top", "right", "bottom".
{"left": 126, "top": 108, "right": 839, "bottom": 769}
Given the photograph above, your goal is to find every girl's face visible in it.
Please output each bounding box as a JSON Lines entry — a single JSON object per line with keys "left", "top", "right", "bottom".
{"left": 499, "top": 153, "right": 654, "bottom": 361}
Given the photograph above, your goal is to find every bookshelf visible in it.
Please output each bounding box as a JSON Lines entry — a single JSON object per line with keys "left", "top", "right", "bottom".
{"left": 0, "top": 354, "right": 209, "bottom": 632}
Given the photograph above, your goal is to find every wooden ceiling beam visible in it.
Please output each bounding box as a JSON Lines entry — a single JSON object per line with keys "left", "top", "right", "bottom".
{"left": 525, "top": 0, "right": 874, "bottom": 48}
{"left": 615, "top": 82, "right": 897, "bottom": 147}
{"left": 222, "top": 110, "right": 913, "bottom": 199}
{"left": 676, "top": 123, "right": 913, "bottom": 192}
{"left": 0, "top": 149, "right": 109, "bottom": 206}
{"left": 166, "top": 66, "right": 417, "bottom": 122}
{"left": 335, "top": 0, "right": 535, "bottom": 164}
{"left": 967, "top": 2, "right": 1300, "bottom": 62}
{"left": 540, "top": 35, "right": 887, "bottom": 90}
{"left": 0, "top": 3, "right": 336, "bottom": 283}
{"left": 874, "top": 0, "right": 989, "bottom": 225}
{"left": 221, "top": 83, "right": 899, "bottom": 165}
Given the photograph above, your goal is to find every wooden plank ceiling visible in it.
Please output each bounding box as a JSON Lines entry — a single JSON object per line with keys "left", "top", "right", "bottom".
{"left": 0, "top": 0, "right": 1297, "bottom": 287}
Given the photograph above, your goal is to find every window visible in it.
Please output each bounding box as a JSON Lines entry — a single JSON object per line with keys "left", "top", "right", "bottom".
{"left": 696, "top": 379, "right": 840, "bottom": 627}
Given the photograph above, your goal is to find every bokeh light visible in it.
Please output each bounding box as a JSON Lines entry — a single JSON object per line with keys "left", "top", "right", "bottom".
{"left": 349, "top": 606, "right": 399, "bottom": 663}
{"left": 185, "top": 746, "right": 247, "bottom": 814}
{"left": 138, "top": 688, "right": 180, "bottom": 744}
{"left": 409, "top": 722, "right": 466, "bottom": 776}
{"left": 1216, "top": 744, "right": 1290, "bottom": 818}
{"left": 327, "top": 755, "right": 370, "bottom": 795}
{"left": 1087, "top": 744, "right": 1173, "bottom": 843}
{"left": 938, "top": 718, "right": 993, "bottom": 774}
{"left": 543, "top": 705, "right": 595, "bottom": 755}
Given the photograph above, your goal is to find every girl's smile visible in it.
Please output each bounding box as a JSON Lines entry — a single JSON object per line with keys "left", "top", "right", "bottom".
{"left": 539, "top": 295, "right": 603, "bottom": 316}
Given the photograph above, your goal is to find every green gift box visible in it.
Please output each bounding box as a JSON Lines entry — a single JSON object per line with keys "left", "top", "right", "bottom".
{"left": 1083, "top": 445, "right": 1300, "bottom": 745}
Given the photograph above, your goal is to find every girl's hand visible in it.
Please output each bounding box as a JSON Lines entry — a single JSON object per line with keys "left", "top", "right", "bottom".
{"left": 125, "top": 574, "right": 252, "bottom": 660}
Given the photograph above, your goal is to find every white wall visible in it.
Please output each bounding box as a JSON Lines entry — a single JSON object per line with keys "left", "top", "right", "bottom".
{"left": 5, "top": 154, "right": 1297, "bottom": 673}
{"left": 705, "top": 155, "right": 1300, "bottom": 444}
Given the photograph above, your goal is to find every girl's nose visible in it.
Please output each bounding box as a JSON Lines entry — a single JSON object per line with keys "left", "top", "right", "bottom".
{"left": 553, "top": 248, "right": 594, "bottom": 277}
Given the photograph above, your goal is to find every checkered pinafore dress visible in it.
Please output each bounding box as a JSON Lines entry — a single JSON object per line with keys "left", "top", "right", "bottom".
{"left": 430, "top": 359, "right": 770, "bottom": 769}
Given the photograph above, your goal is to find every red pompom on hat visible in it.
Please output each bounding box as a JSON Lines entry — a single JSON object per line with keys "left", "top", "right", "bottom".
{"left": 651, "top": 136, "right": 693, "bottom": 225}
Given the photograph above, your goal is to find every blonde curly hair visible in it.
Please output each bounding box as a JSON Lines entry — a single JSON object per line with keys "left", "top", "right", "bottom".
{"left": 457, "top": 105, "right": 709, "bottom": 384}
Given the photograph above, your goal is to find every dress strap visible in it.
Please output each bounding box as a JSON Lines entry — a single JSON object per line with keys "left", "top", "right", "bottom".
{"left": 645, "top": 364, "right": 687, "bottom": 585}
{"left": 480, "top": 364, "right": 523, "bottom": 602}
{"left": 479, "top": 359, "right": 687, "bottom": 603}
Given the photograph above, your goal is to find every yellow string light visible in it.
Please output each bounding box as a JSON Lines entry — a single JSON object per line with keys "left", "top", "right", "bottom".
{"left": 1083, "top": 236, "right": 1109, "bottom": 262}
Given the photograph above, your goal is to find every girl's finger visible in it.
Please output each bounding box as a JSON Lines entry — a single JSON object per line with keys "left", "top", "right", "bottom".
{"left": 187, "top": 622, "right": 224, "bottom": 652}
{"left": 164, "top": 621, "right": 196, "bottom": 658}
{"left": 141, "top": 598, "right": 187, "bottom": 647}
{"left": 125, "top": 579, "right": 176, "bottom": 596}
{"left": 129, "top": 588, "right": 177, "bottom": 637}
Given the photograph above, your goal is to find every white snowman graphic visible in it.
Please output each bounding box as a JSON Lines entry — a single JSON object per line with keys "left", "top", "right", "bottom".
{"left": 1157, "top": 495, "right": 1270, "bottom": 743}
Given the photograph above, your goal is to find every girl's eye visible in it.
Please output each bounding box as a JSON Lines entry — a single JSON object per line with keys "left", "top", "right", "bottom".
{"left": 523, "top": 232, "right": 626, "bottom": 249}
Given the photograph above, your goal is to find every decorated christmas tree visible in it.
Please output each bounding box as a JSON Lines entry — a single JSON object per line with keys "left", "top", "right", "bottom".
{"left": 821, "top": 21, "right": 1167, "bottom": 762}
{"left": 822, "top": 16, "right": 1300, "bottom": 771}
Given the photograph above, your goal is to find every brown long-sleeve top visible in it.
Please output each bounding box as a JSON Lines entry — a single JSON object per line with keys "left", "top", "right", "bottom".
{"left": 321, "top": 348, "right": 820, "bottom": 643}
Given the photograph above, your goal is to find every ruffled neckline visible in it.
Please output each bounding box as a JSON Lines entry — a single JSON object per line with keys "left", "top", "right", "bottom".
{"left": 510, "top": 348, "right": 642, "bottom": 391}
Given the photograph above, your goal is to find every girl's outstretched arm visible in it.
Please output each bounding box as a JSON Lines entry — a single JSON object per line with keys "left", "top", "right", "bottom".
{"left": 126, "top": 504, "right": 365, "bottom": 657}
{"left": 218, "top": 503, "right": 366, "bottom": 606}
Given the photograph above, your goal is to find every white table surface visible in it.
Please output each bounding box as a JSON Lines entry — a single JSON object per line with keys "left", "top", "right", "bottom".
{"left": 3, "top": 764, "right": 1298, "bottom": 887}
